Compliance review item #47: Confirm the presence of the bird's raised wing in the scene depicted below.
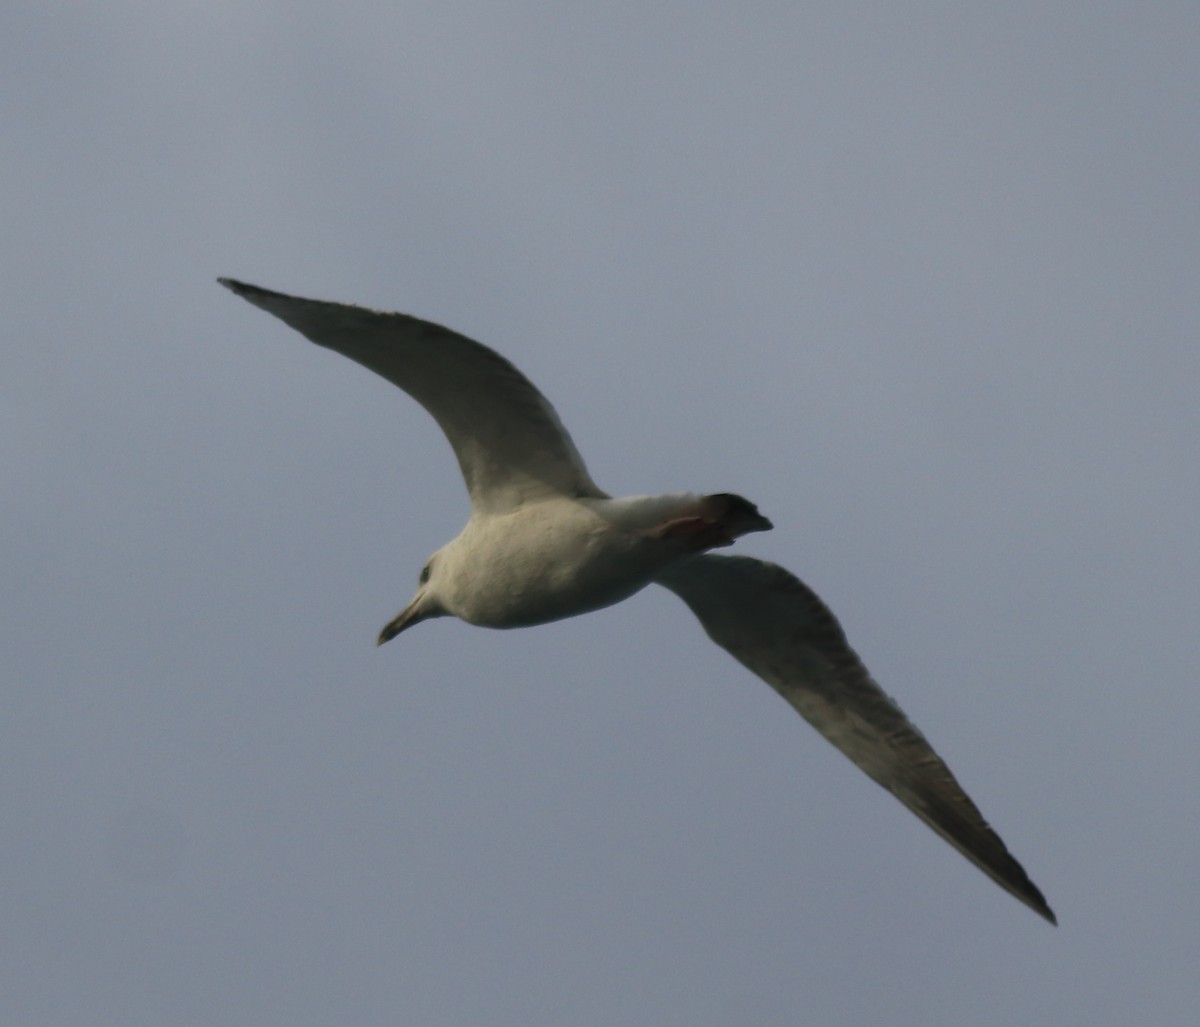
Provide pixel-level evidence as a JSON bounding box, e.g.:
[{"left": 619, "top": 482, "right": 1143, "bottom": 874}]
[
  {"left": 219, "top": 279, "right": 605, "bottom": 513},
  {"left": 657, "top": 553, "right": 1055, "bottom": 924}
]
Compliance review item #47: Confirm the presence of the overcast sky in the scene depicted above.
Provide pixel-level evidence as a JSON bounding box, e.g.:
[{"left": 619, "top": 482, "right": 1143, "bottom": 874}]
[{"left": 4, "top": 2, "right": 1198, "bottom": 1024}]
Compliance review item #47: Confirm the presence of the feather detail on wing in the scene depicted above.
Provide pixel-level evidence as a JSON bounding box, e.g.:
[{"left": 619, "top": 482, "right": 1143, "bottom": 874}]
[
  {"left": 219, "top": 279, "right": 605, "bottom": 512},
  {"left": 658, "top": 553, "right": 1055, "bottom": 924}
]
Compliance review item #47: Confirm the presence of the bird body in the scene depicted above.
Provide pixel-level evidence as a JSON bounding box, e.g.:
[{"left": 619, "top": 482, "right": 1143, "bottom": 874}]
[
  {"left": 407, "top": 492, "right": 770, "bottom": 632},
  {"left": 220, "top": 277, "right": 1056, "bottom": 925}
]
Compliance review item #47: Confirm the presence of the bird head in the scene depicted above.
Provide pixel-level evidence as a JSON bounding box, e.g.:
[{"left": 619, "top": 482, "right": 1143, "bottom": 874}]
[{"left": 376, "top": 552, "right": 448, "bottom": 645}]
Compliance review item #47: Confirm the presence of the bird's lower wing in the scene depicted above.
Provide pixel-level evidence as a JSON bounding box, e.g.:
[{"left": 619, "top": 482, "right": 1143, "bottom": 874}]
[
  {"left": 656, "top": 553, "right": 1055, "bottom": 924},
  {"left": 219, "top": 279, "right": 605, "bottom": 512}
]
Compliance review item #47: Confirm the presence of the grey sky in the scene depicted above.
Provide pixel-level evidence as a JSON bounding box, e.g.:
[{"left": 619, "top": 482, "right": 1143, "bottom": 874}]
[{"left": 4, "top": 2, "right": 1198, "bottom": 1024}]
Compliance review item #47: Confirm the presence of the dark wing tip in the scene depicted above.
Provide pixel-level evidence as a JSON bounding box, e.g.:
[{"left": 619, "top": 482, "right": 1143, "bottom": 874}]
[
  {"left": 999, "top": 863, "right": 1055, "bottom": 925},
  {"left": 218, "top": 277, "right": 272, "bottom": 298},
  {"left": 1025, "top": 885, "right": 1057, "bottom": 926}
]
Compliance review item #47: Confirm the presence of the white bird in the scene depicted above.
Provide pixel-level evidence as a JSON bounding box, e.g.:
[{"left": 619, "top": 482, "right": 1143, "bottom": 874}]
[{"left": 219, "top": 278, "right": 1056, "bottom": 925}]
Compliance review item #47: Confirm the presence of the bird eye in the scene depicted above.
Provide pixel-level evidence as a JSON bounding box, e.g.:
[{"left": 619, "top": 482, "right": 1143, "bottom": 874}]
[{"left": 419, "top": 563, "right": 432, "bottom": 585}]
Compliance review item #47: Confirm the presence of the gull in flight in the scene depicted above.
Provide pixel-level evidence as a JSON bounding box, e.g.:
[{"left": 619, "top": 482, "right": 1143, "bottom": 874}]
[{"left": 219, "top": 278, "right": 1056, "bottom": 924}]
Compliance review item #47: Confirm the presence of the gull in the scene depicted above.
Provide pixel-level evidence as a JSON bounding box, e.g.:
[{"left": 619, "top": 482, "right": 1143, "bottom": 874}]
[{"left": 219, "top": 278, "right": 1056, "bottom": 925}]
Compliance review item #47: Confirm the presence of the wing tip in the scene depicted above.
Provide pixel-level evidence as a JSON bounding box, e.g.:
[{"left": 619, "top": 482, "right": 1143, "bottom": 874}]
[
  {"left": 217, "top": 276, "right": 269, "bottom": 299},
  {"left": 1022, "top": 886, "right": 1057, "bottom": 926},
  {"left": 985, "top": 850, "right": 1056, "bottom": 925}
]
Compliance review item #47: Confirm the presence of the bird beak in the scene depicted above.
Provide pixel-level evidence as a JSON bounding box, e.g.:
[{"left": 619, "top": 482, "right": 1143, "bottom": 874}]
[{"left": 377, "top": 596, "right": 427, "bottom": 646}]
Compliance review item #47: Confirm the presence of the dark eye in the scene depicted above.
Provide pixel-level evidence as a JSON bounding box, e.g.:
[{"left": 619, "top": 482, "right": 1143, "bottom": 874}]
[{"left": 419, "top": 563, "right": 432, "bottom": 585}]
